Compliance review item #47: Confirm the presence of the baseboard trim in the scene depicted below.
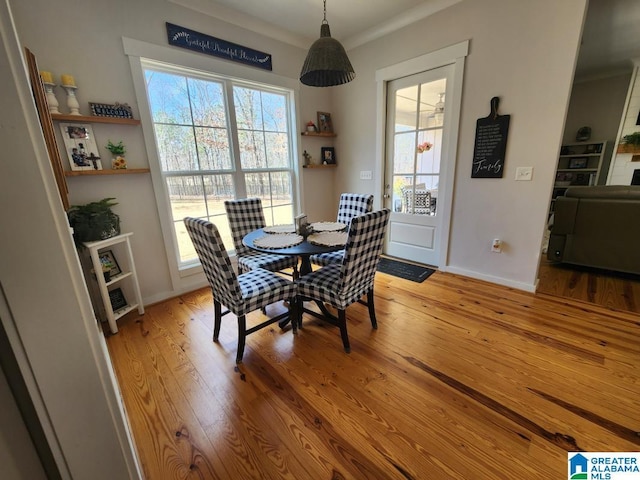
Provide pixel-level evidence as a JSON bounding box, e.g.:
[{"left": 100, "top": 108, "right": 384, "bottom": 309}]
[{"left": 440, "top": 266, "right": 537, "bottom": 293}]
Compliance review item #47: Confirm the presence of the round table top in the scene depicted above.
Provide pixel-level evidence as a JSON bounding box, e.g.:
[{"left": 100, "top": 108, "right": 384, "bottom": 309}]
[{"left": 243, "top": 228, "right": 344, "bottom": 256}]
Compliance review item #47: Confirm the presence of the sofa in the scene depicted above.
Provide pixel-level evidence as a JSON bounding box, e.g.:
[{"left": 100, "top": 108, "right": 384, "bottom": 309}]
[{"left": 547, "top": 185, "right": 640, "bottom": 275}]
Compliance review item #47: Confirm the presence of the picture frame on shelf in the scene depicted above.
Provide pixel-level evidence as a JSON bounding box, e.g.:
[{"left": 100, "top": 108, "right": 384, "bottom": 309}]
[
  {"left": 108, "top": 287, "right": 128, "bottom": 311},
  {"left": 59, "top": 123, "right": 102, "bottom": 171},
  {"left": 585, "top": 144, "right": 597, "bottom": 154},
  {"left": 99, "top": 250, "right": 121, "bottom": 278},
  {"left": 568, "top": 157, "right": 588, "bottom": 169},
  {"left": 321, "top": 147, "right": 336, "bottom": 165},
  {"left": 317, "top": 111, "right": 333, "bottom": 133}
]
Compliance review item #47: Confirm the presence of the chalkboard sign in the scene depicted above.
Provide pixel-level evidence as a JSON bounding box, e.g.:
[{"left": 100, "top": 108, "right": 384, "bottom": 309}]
[{"left": 471, "top": 97, "right": 510, "bottom": 178}]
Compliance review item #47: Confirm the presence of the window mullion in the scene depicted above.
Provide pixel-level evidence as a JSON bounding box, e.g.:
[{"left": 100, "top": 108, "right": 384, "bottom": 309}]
[{"left": 225, "top": 82, "right": 246, "bottom": 198}]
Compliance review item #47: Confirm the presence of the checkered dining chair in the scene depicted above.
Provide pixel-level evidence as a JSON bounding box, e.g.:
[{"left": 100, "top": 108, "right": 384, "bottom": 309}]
[
  {"left": 296, "top": 209, "right": 390, "bottom": 353},
  {"left": 184, "top": 217, "right": 297, "bottom": 364},
  {"left": 224, "top": 198, "right": 299, "bottom": 278},
  {"left": 310, "top": 193, "right": 374, "bottom": 267}
]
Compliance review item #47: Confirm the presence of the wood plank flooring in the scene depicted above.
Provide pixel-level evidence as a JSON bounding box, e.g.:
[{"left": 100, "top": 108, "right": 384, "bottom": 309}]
[
  {"left": 537, "top": 258, "right": 640, "bottom": 314},
  {"left": 106, "top": 269, "right": 640, "bottom": 479}
]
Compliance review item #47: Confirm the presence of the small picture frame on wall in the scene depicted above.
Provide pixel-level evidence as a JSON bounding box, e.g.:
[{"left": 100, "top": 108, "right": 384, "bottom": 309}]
[
  {"left": 59, "top": 123, "right": 102, "bottom": 171},
  {"left": 321, "top": 147, "right": 336, "bottom": 165},
  {"left": 317, "top": 111, "right": 333, "bottom": 133},
  {"left": 568, "top": 157, "right": 588, "bottom": 169}
]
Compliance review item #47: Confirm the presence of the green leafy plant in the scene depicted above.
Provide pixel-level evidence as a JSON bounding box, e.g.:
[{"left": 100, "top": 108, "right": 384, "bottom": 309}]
[
  {"left": 105, "top": 140, "right": 126, "bottom": 155},
  {"left": 67, "top": 198, "right": 120, "bottom": 247},
  {"left": 622, "top": 132, "right": 640, "bottom": 146}
]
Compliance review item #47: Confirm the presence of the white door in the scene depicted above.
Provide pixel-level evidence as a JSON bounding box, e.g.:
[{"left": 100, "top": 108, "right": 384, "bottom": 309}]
[{"left": 383, "top": 65, "right": 453, "bottom": 267}]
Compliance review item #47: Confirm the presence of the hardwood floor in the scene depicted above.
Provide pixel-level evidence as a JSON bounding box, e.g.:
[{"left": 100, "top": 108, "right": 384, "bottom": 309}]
[
  {"left": 537, "top": 258, "right": 640, "bottom": 314},
  {"left": 106, "top": 270, "right": 639, "bottom": 479}
]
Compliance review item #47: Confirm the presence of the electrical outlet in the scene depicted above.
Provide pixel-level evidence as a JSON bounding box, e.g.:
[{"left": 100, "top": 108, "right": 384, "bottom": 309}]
[
  {"left": 491, "top": 238, "right": 502, "bottom": 253},
  {"left": 360, "top": 170, "right": 372, "bottom": 180}
]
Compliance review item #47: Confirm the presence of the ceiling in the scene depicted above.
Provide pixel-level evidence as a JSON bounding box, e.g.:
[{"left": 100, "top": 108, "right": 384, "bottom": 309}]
[{"left": 172, "top": 0, "right": 640, "bottom": 79}]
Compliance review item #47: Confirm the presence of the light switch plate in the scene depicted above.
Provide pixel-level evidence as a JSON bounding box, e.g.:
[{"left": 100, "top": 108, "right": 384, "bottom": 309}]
[
  {"left": 360, "top": 170, "right": 372, "bottom": 180},
  {"left": 515, "top": 167, "right": 533, "bottom": 181}
]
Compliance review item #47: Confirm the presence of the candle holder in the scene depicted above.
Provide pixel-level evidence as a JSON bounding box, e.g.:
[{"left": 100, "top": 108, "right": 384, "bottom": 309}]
[
  {"left": 62, "top": 84, "right": 81, "bottom": 115},
  {"left": 43, "top": 82, "right": 60, "bottom": 114}
]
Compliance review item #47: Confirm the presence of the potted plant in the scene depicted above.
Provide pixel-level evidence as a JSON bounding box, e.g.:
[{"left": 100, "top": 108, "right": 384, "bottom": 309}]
[
  {"left": 305, "top": 121, "right": 317, "bottom": 133},
  {"left": 622, "top": 132, "right": 640, "bottom": 146},
  {"left": 67, "top": 198, "right": 121, "bottom": 247},
  {"left": 106, "top": 140, "right": 127, "bottom": 169}
]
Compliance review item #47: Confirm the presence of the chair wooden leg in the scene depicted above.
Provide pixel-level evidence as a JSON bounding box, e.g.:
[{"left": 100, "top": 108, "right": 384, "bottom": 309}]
[
  {"left": 367, "top": 289, "right": 378, "bottom": 329},
  {"left": 290, "top": 297, "right": 298, "bottom": 334},
  {"left": 213, "top": 300, "right": 222, "bottom": 341},
  {"left": 236, "top": 315, "right": 247, "bottom": 364},
  {"left": 338, "top": 309, "right": 350, "bottom": 353}
]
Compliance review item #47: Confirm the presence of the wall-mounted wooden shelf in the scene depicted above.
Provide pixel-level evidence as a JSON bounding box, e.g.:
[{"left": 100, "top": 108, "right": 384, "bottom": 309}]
[
  {"left": 52, "top": 113, "right": 140, "bottom": 125},
  {"left": 301, "top": 131, "right": 336, "bottom": 137},
  {"left": 302, "top": 164, "right": 337, "bottom": 169},
  {"left": 65, "top": 168, "right": 150, "bottom": 177},
  {"left": 617, "top": 144, "right": 640, "bottom": 154}
]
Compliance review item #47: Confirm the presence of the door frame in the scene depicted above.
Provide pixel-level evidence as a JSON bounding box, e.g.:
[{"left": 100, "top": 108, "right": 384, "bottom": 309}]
[{"left": 374, "top": 40, "right": 469, "bottom": 269}]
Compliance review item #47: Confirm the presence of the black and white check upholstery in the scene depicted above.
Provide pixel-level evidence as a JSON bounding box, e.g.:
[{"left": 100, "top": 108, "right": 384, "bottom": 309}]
[
  {"left": 296, "top": 209, "right": 390, "bottom": 353},
  {"left": 184, "top": 217, "right": 297, "bottom": 364},
  {"left": 225, "top": 198, "right": 299, "bottom": 277},
  {"left": 402, "top": 187, "right": 431, "bottom": 215},
  {"left": 310, "top": 193, "right": 374, "bottom": 267}
]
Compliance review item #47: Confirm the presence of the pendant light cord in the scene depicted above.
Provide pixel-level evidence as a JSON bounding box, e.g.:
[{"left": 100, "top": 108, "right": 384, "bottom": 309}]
[{"left": 322, "top": 0, "right": 328, "bottom": 25}]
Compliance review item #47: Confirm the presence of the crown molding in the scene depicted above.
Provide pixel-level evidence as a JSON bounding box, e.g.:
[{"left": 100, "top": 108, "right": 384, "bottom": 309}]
[
  {"left": 343, "top": 0, "right": 462, "bottom": 50},
  {"left": 168, "top": 0, "right": 314, "bottom": 47}
]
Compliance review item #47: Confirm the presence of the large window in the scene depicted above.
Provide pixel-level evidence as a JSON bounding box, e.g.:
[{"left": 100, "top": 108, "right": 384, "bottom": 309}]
[{"left": 143, "top": 63, "right": 296, "bottom": 268}]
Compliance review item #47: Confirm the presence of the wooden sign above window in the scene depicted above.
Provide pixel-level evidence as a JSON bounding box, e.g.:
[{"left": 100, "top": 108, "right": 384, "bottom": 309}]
[{"left": 166, "top": 23, "right": 272, "bottom": 71}]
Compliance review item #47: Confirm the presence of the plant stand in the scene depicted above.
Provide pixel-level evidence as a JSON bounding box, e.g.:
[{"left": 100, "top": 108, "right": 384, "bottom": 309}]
[{"left": 83, "top": 232, "right": 144, "bottom": 334}]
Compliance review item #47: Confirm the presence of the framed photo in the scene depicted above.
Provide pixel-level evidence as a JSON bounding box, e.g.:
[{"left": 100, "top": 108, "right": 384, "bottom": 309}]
[
  {"left": 99, "top": 250, "right": 121, "bottom": 277},
  {"left": 568, "top": 157, "right": 588, "bottom": 169},
  {"left": 317, "top": 111, "right": 333, "bottom": 133},
  {"left": 321, "top": 147, "right": 336, "bottom": 165},
  {"left": 108, "top": 288, "right": 128, "bottom": 311},
  {"left": 59, "top": 123, "right": 102, "bottom": 171}
]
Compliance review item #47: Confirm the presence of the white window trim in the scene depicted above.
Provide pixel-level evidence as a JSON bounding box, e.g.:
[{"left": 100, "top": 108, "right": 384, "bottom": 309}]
[
  {"left": 123, "top": 37, "right": 302, "bottom": 291},
  {"left": 375, "top": 40, "right": 469, "bottom": 270}
]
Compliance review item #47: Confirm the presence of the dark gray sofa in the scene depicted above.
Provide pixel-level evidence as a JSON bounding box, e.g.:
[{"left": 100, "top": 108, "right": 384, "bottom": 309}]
[{"left": 547, "top": 185, "right": 640, "bottom": 275}]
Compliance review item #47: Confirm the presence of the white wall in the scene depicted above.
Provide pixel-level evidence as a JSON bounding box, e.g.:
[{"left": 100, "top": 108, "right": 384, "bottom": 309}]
[
  {"left": 563, "top": 73, "right": 632, "bottom": 146},
  {"left": 609, "top": 64, "right": 640, "bottom": 184},
  {"left": 0, "top": 366, "right": 46, "bottom": 480},
  {"left": 10, "top": 0, "right": 336, "bottom": 305},
  {"left": 11, "top": 0, "right": 592, "bottom": 294},
  {"left": 0, "top": 1, "right": 140, "bottom": 476},
  {"left": 334, "top": 0, "right": 588, "bottom": 290}
]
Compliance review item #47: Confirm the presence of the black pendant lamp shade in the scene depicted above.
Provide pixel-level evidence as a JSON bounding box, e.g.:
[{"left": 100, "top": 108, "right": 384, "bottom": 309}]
[{"left": 300, "top": 2, "right": 355, "bottom": 87}]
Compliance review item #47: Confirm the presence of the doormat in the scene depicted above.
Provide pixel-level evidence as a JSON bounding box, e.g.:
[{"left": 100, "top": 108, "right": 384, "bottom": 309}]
[{"left": 377, "top": 257, "right": 436, "bottom": 283}]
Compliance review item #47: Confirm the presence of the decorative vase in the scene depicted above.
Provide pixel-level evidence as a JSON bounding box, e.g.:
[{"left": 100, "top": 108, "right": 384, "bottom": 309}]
[
  {"left": 62, "top": 85, "right": 81, "bottom": 115},
  {"left": 112, "top": 155, "right": 127, "bottom": 169},
  {"left": 43, "top": 82, "right": 60, "bottom": 114}
]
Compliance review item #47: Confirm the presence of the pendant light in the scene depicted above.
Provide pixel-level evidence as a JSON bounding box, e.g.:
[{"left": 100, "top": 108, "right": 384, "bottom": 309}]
[{"left": 299, "top": 0, "right": 355, "bottom": 87}]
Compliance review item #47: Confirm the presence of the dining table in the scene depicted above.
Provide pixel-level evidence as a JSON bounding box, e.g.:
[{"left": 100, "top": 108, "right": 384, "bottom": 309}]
[
  {"left": 242, "top": 225, "right": 346, "bottom": 276},
  {"left": 242, "top": 222, "right": 348, "bottom": 327}
]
